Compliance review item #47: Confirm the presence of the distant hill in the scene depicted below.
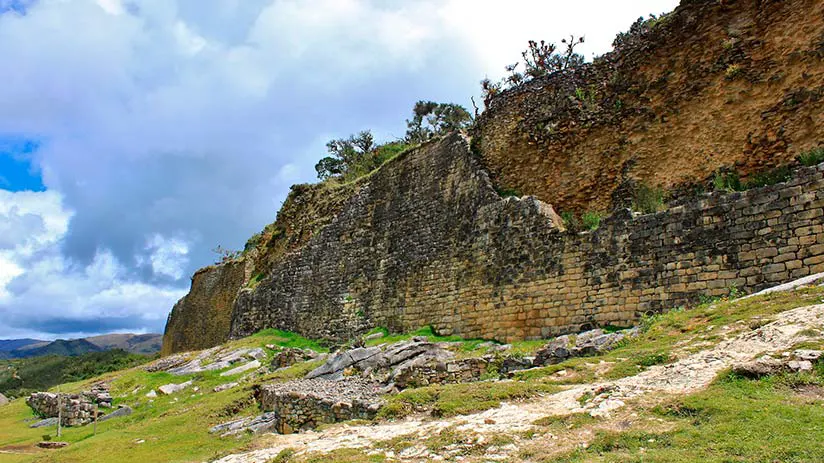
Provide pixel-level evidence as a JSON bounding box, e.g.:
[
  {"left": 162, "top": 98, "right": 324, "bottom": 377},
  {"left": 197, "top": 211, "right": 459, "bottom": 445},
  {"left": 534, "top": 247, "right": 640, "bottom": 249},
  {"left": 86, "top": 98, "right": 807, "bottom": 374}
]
[
  {"left": 0, "top": 333, "right": 162, "bottom": 359},
  {"left": 0, "top": 338, "right": 44, "bottom": 353},
  {"left": 85, "top": 333, "right": 163, "bottom": 355}
]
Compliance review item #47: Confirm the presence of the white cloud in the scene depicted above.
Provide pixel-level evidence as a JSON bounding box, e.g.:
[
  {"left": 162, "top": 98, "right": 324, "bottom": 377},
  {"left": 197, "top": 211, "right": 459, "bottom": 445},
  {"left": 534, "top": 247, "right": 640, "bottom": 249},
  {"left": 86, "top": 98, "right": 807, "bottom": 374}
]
[{"left": 0, "top": 0, "right": 679, "bottom": 338}]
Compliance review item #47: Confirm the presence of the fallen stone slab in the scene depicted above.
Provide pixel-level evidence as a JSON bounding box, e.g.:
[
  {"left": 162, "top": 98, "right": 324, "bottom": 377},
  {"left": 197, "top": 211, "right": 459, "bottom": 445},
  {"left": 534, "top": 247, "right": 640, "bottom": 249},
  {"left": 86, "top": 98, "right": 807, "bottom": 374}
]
[
  {"left": 37, "top": 441, "right": 68, "bottom": 449},
  {"left": 210, "top": 412, "right": 278, "bottom": 437},
  {"left": 157, "top": 380, "right": 193, "bottom": 395},
  {"left": 99, "top": 405, "right": 133, "bottom": 422},
  {"left": 270, "top": 348, "right": 318, "bottom": 370},
  {"left": 30, "top": 417, "right": 58, "bottom": 428},
  {"left": 220, "top": 360, "right": 261, "bottom": 377},
  {"left": 732, "top": 357, "right": 788, "bottom": 377},
  {"left": 214, "top": 382, "right": 239, "bottom": 393},
  {"left": 0, "top": 392, "right": 8, "bottom": 406}
]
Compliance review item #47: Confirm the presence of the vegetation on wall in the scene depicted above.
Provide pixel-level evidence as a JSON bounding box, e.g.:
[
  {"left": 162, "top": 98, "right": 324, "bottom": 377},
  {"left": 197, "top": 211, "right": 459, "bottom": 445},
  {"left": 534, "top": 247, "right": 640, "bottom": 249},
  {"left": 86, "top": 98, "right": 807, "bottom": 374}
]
[
  {"left": 481, "top": 36, "right": 586, "bottom": 107},
  {"left": 315, "top": 101, "right": 472, "bottom": 183}
]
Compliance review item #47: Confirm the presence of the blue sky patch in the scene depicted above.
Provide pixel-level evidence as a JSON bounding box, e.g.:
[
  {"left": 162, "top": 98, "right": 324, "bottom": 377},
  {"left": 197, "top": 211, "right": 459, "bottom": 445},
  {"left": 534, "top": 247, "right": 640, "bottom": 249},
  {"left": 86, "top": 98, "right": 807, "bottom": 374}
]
[{"left": 0, "top": 136, "right": 45, "bottom": 192}]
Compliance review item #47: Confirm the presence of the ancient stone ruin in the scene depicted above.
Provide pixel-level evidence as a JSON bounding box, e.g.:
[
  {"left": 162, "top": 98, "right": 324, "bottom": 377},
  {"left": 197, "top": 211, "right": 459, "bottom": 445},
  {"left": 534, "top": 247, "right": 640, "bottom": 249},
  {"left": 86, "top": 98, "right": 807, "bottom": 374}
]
[{"left": 26, "top": 383, "right": 112, "bottom": 427}]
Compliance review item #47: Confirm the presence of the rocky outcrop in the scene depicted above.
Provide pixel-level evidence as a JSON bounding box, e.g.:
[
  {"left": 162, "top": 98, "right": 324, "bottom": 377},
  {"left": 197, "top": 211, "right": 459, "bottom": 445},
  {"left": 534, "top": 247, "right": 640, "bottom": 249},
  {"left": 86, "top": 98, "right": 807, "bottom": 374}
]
[
  {"left": 732, "top": 349, "right": 822, "bottom": 377},
  {"left": 473, "top": 0, "right": 824, "bottom": 213},
  {"left": 306, "top": 338, "right": 489, "bottom": 390},
  {"left": 0, "top": 392, "right": 8, "bottom": 406}
]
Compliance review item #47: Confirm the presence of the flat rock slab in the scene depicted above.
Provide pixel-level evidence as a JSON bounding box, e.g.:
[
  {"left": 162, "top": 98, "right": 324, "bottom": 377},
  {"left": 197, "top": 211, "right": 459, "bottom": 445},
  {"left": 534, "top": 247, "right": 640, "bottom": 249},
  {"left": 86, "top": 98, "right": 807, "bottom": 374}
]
[
  {"left": 99, "top": 406, "right": 133, "bottom": 422},
  {"left": 29, "top": 418, "right": 58, "bottom": 428},
  {"left": 158, "top": 380, "right": 193, "bottom": 395},
  {"left": 0, "top": 392, "right": 8, "bottom": 406},
  {"left": 220, "top": 360, "right": 261, "bottom": 377},
  {"left": 37, "top": 441, "right": 68, "bottom": 449}
]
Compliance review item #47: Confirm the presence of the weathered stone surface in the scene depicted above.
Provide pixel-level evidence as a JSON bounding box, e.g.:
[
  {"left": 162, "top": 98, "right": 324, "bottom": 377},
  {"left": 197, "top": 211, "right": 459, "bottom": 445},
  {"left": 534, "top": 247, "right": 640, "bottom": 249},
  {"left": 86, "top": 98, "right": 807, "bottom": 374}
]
[
  {"left": 209, "top": 412, "right": 278, "bottom": 437},
  {"left": 0, "top": 392, "right": 8, "bottom": 406},
  {"left": 794, "top": 350, "right": 823, "bottom": 363},
  {"left": 99, "top": 405, "right": 133, "bottom": 422},
  {"left": 213, "top": 382, "right": 239, "bottom": 393},
  {"left": 733, "top": 357, "right": 788, "bottom": 377},
  {"left": 162, "top": 258, "right": 250, "bottom": 355},
  {"left": 166, "top": 130, "right": 824, "bottom": 354},
  {"left": 472, "top": 0, "right": 824, "bottom": 214},
  {"left": 157, "top": 380, "right": 193, "bottom": 395},
  {"left": 26, "top": 384, "right": 112, "bottom": 427},
  {"left": 306, "top": 339, "right": 492, "bottom": 390}
]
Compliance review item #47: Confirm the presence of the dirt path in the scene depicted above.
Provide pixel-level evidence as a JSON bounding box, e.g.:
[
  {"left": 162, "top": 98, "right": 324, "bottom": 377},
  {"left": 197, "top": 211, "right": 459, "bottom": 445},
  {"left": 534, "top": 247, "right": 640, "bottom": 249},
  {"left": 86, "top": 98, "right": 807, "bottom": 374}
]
[{"left": 212, "top": 303, "right": 824, "bottom": 463}]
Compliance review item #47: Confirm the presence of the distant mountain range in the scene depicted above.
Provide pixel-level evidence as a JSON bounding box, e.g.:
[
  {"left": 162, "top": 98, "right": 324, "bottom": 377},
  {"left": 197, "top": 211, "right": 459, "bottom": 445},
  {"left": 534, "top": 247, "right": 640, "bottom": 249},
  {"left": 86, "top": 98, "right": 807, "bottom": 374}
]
[{"left": 0, "top": 333, "right": 162, "bottom": 359}]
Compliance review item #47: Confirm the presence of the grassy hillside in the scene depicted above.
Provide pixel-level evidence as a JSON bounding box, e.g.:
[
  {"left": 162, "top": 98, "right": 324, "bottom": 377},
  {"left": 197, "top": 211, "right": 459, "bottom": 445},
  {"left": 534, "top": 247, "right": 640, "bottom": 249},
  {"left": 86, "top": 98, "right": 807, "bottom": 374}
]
[
  {"left": 0, "top": 288, "right": 821, "bottom": 462},
  {"left": 0, "top": 350, "right": 154, "bottom": 399}
]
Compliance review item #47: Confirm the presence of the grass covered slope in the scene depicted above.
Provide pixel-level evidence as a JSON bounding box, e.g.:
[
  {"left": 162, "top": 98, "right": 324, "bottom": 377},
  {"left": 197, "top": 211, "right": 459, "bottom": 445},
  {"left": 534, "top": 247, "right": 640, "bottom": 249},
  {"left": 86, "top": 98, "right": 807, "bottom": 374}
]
[
  {"left": 0, "top": 330, "right": 326, "bottom": 463},
  {"left": 1, "top": 286, "right": 823, "bottom": 463}
]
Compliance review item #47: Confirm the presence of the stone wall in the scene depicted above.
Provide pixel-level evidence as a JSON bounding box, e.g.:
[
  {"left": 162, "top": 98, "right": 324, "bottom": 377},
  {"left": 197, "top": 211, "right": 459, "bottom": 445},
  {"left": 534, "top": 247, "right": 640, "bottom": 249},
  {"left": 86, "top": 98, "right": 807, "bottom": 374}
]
[
  {"left": 162, "top": 259, "right": 249, "bottom": 355},
  {"left": 472, "top": 0, "right": 824, "bottom": 213},
  {"left": 226, "top": 134, "right": 824, "bottom": 344},
  {"left": 255, "top": 378, "right": 382, "bottom": 434},
  {"left": 26, "top": 386, "right": 111, "bottom": 427}
]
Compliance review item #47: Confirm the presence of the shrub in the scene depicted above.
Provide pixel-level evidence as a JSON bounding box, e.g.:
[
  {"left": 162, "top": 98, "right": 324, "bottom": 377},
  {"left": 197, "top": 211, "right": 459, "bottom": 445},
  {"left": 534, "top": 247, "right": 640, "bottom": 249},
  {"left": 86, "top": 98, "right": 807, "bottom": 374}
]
[
  {"left": 713, "top": 170, "right": 742, "bottom": 192},
  {"left": 632, "top": 183, "right": 666, "bottom": 214},
  {"left": 581, "top": 211, "right": 602, "bottom": 230},
  {"left": 797, "top": 147, "right": 824, "bottom": 167},
  {"left": 745, "top": 165, "right": 790, "bottom": 189}
]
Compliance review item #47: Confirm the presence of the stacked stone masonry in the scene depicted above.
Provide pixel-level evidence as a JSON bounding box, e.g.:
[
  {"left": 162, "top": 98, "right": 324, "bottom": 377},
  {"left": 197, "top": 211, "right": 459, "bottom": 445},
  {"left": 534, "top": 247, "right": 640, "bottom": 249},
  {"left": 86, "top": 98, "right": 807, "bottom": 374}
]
[
  {"left": 255, "top": 378, "right": 383, "bottom": 434},
  {"left": 196, "top": 134, "right": 824, "bottom": 346},
  {"left": 26, "top": 385, "right": 111, "bottom": 427}
]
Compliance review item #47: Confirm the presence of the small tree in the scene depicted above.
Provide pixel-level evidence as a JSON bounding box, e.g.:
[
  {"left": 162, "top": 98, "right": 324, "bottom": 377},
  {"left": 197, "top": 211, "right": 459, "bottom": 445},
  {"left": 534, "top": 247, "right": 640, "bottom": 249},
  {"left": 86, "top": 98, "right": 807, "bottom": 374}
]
[
  {"left": 315, "top": 130, "right": 377, "bottom": 180},
  {"left": 482, "top": 36, "right": 586, "bottom": 107},
  {"left": 405, "top": 100, "right": 472, "bottom": 144}
]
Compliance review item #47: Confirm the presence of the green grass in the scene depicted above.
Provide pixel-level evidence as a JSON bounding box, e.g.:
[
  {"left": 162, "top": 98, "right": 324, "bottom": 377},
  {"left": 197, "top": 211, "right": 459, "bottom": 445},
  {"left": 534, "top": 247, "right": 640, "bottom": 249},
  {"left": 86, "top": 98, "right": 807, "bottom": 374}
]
[
  {"left": 632, "top": 183, "right": 666, "bottom": 214},
  {"left": 552, "top": 366, "right": 824, "bottom": 462},
  {"left": 0, "top": 350, "right": 154, "bottom": 399},
  {"left": 797, "top": 147, "right": 824, "bottom": 167},
  {"left": 377, "top": 380, "right": 561, "bottom": 420},
  {"left": 239, "top": 328, "right": 328, "bottom": 353},
  {"left": 582, "top": 211, "right": 603, "bottom": 230}
]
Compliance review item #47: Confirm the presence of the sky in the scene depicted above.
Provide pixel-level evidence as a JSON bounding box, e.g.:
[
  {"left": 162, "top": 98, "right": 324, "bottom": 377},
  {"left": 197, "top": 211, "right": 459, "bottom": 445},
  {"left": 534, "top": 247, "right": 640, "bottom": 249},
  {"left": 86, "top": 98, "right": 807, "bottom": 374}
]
[{"left": 0, "top": 0, "right": 679, "bottom": 341}]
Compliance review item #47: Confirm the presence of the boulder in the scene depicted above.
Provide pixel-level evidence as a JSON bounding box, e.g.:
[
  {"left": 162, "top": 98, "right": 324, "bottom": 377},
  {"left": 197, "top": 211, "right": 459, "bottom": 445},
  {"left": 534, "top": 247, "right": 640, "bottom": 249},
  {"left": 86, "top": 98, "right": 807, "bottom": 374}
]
[
  {"left": 213, "top": 382, "right": 239, "bottom": 393},
  {"left": 533, "top": 328, "right": 638, "bottom": 367},
  {"left": 99, "top": 405, "right": 133, "bottom": 422},
  {"left": 732, "top": 357, "right": 787, "bottom": 377},
  {"left": 30, "top": 417, "right": 59, "bottom": 428},
  {"left": 220, "top": 360, "right": 261, "bottom": 377},
  {"left": 0, "top": 392, "right": 8, "bottom": 406},
  {"left": 157, "top": 380, "right": 193, "bottom": 395},
  {"left": 794, "top": 350, "right": 823, "bottom": 363},
  {"left": 271, "top": 348, "right": 317, "bottom": 370}
]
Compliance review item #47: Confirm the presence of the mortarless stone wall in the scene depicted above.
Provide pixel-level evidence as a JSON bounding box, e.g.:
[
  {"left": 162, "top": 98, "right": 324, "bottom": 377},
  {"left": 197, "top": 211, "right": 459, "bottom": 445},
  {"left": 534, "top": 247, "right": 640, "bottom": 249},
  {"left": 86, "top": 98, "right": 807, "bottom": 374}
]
[{"left": 222, "top": 134, "right": 824, "bottom": 344}]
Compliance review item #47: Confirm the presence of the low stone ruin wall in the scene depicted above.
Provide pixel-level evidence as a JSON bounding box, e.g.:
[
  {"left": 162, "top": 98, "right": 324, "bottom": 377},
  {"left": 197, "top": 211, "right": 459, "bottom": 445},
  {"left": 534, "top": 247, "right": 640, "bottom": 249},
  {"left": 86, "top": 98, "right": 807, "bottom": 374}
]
[
  {"left": 26, "top": 384, "right": 112, "bottom": 427},
  {"left": 393, "top": 357, "right": 490, "bottom": 389},
  {"left": 255, "top": 378, "right": 383, "bottom": 434}
]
